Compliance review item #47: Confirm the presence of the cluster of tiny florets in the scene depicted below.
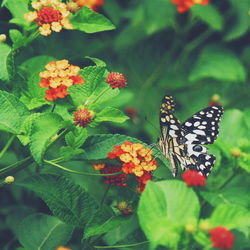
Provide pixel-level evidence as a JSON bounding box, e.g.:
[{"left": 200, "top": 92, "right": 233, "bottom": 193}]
[
  {"left": 172, "top": 0, "right": 210, "bottom": 13},
  {"left": 106, "top": 72, "right": 127, "bottom": 89},
  {"left": 74, "top": 108, "right": 93, "bottom": 127},
  {"left": 182, "top": 170, "right": 206, "bottom": 186},
  {"left": 24, "top": 0, "right": 73, "bottom": 36},
  {"left": 209, "top": 226, "right": 234, "bottom": 249},
  {"left": 39, "top": 59, "right": 84, "bottom": 101},
  {"left": 72, "top": 0, "right": 104, "bottom": 12}
]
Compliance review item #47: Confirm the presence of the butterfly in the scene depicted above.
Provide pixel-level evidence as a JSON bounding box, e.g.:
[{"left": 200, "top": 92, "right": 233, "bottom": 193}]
[{"left": 158, "top": 95, "right": 224, "bottom": 177}]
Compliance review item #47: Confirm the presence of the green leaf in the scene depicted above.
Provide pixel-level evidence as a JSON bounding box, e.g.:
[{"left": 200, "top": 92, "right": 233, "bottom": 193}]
[
  {"left": 59, "top": 146, "right": 84, "bottom": 161},
  {"left": 95, "top": 107, "right": 129, "bottom": 123},
  {"left": 16, "top": 174, "right": 98, "bottom": 227},
  {"left": 65, "top": 127, "right": 88, "bottom": 149},
  {"left": 78, "top": 134, "right": 143, "bottom": 160},
  {"left": 70, "top": 6, "right": 115, "bottom": 33},
  {"left": 138, "top": 180, "right": 200, "bottom": 249},
  {"left": 0, "top": 43, "right": 12, "bottom": 81},
  {"left": 30, "top": 113, "right": 64, "bottom": 164},
  {"left": 189, "top": 46, "right": 246, "bottom": 83},
  {"left": 9, "top": 29, "right": 26, "bottom": 49},
  {"left": 0, "top": 90, "right": 30, "bottom": 134},
  {"left": 17, "top": 113, "right": 41, "bottom": 145},
  {"left": 225, "top": 0, "right": 250, "bottom": 41},
  {"left": 17, "top": 213, "right": 73, "bottom": 250},
  {"left": 85, "top": 56, "right": 106, "bottom": 67},
  {"left": 84, "top": 215, "right": 130, "bottom": 239},
  {"left": 201, "top": 187, "right": 250, "bottom": 208},
  {"left": 191, "top": 4, "right": 223, "bottom": 31},
  {"left": 4, "top": 0, "right": 30, "bottom": 27},
  {"left": 210, "top": 204, "right": 250, "bottom": 230}
]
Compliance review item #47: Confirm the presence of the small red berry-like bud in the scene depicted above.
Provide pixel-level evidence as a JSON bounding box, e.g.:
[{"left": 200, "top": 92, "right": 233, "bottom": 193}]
[
  {"left": 73, "top": 108, "right": 94, "bottom": 127},
  {"left": 182, "top": 170, "right": 206, "bottom": 187},
  {"left": 106, "top": 72, "right": 127, "bottom": 89},
  {"left": 210, "top": 226, "right": 234, "bottom": 249}
]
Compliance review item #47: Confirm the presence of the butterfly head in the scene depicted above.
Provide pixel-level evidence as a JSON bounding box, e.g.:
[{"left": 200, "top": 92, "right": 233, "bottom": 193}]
[{"left": 160, "top": 95, "right": 175, "bottom": 114}]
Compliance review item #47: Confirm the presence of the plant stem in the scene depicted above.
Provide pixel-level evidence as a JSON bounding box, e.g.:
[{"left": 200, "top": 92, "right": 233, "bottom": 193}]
[
  {"left": 44, "top": 160, "right": 122, "bottom": 176},
  {"left": 51, "top": 103, "right": 56, "bottom": 113},
  {"left": 90, "top": 87, "right": 110, "bottom": 105},
  {"left": 93, "top": 240, "right": 149, "bottom": 249},
  {"left": 0, "top": 134, "right": 15, "bottom": 159}
]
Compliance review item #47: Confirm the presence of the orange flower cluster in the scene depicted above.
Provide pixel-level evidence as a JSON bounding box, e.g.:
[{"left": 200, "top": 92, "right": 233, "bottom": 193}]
[
  {"left": 108, "top": 141, "right": 157, "bottom": 177},
  {"left": 39, "top": 59, "right": 85, "bottom": 101},
  {"left": 73, "top": 0, "right": 104, "bottom": 11},
  {"left": 24, "top": 0, "right": 73, "bottom": 36},
  {"left": 172, "top": 0, "right": 209, "bottom": 13}
]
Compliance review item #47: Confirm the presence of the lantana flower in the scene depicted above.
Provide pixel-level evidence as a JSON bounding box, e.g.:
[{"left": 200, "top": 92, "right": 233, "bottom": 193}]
[
  {"left": 39, "top": 59, "right": 85, "bottom": 101},
  {"left": 209, "top": 226, "right": 234, "bottom": 249},
  {"left": 24, "top": 0, "right": 73, "bottom": 36},
  {"left": 106, "top": 72, "right": 127, "bottom": 89},
  {"left": 72, "top": 0, "right": 104, "bottom": 12},
  {"left": 107, "top": 141, "right": 157, "bottom": 191},
  {"left": 182, "top": 170, "right": 206, "bottom": 186},
  {"left": 172, "top": 0, "right": 210, "bottom": 13},
  {"left": 74, "top": 108, "right": 94, "bottom": 127}
]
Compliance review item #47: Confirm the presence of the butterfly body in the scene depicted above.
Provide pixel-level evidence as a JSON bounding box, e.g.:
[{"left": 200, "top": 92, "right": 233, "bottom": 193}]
[{"left": 158, "top": 95, "right": 223, "bottom": 177}]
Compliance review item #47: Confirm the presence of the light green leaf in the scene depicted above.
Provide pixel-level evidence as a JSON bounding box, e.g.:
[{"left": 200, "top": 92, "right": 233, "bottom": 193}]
[
  {"left": 78, "top": 134, "right": 144, "bottom": 160},
  {"left": 16, "top": 174, "right": 98, "bottom": 227},
  {"left": 0, "top": 43, "right": 12, "bottom": 81},
  {"left": 85, "top": 56, "right": 106, "bottom": 67},
  {"left": 95, "top": 107, "right": 129, "bottom": 123},
  {"left": 30, "top": 113, "right": 64, "bottom": 164},
  {"left": 17, "top": 213, "right": 73, "bottom": 250},
  {"left": 9, "top": 29, "right": 26, "bottom": 49},
  {"left": 65, "top": 127, "right": 88, "bottom": 149},
  {"left": 189, "top": 46, "right": 246, "bottom": 83},
  {"left": 0, "top": 90, "right": 30, "bottom": 134},
  {"left": 225, "top": 0, "right": 250, "bottom": 41},
  {"left": 210, "top": 204, "right": 250, "bottom": 230},
  {"left": 191, "top": 4, "right": 223, "bottom": 31},
  {"left": 138, "top": 180, "right": 200, "bottom": 249},
  {"left": 59, "top": 146, "right": 84, "bottom": 161},
  {"left": 70, "top": 6, "right": 115, "bottom": 33}
]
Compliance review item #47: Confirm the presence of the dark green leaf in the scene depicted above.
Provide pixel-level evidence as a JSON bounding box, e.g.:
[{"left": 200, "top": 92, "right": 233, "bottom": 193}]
[
  {"left": 65, "top": 127, "right": 88, "bottom": 149},
  {"left": 16, "top": 174, "right": 98, "bottom": 227},
  {"left": 0, "top": 43, "right": 12, "bottom": 81},
  {"left": 17, "top": 213, "right": 74, "bottom": 250}
]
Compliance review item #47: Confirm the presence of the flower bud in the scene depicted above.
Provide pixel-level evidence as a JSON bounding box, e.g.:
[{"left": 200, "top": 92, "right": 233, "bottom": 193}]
[
  {"left": 231, "top": 148, "right": 242, "bottom": 158},
  {"left": 199, "top": 220, "right": 211, "bottom": 231},
  {"left": 5, "top": 176, "right": 15, "bottom": 184},
  {"left": 0, "top": 34, "right": 7, "bottom": 42},
  {"left": 106, "top": 72, "right": 127, "bottom": 89},
  {"left": 73, "top": 108, "right": 94, "bottom": 127}
]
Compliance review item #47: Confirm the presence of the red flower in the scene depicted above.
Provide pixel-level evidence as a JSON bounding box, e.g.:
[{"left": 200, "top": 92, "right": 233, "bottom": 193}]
[
  {"left": 182, "top": 170, "right": 206, "bottom": 186},
  {"left": 210, "top": 227, "right": 234, "bottom": 249},
  {"left": 45, "top": 85, "right": 68, "bottom": 101},
  {"left": 101, "top": 165, "right": 128, "bottom": 187},
  {"left": 35, "top": 6, "right": 62, "bottom": 26},
  {"left": 106, "top": 72, "right": 127, "bottom": 89},
  {"left": 172, "top": 0, "right": 210, "bottom": 13},
  {"left": 73, "top": 108, "right": 93, "bottom": 127},
  {"left": 137, "top": 172, "right": 153, "bottom": 192},
  {"left": 73, "top": 0, "right": 104, "bottom": 11}
]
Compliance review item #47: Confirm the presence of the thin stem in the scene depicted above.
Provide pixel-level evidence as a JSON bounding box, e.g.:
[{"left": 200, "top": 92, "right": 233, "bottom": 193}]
[
  {"left": 90, "top": 87, "right": 110, "bottom": 105},
  {"left": 93, "top": 241, "right": 149, "bottom": 249},
  {"left": 0, "top": 134, "right": 15, "bottom": 159},
  {"left": 100, "top": 184, "right": 111, "bottom": 206},
  {"left": 51, "top": 103, "right": 56, "bottom": 113},
  {"left": 47, "top": 128, "right": 68, "bottom": 148},
  {"left": 44, "top": 160, "right": 122, "bottom": 176}
]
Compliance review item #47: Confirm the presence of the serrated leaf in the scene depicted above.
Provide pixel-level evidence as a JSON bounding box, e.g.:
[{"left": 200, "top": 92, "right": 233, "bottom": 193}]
[
  {"left": 70, "top": 6, "right": 115, "bottom": 33},
  {"left": 65, "top": 127, "right": 88, "bottom": 149},
  {"left": 191, "top": 4, "right": 223, "bottom": 31},
  {"left": 189, "top": 46, "right": 246, "bottom": 83},
  {"left": 210, "top": 204, "right": 250, "bottom": 230},
  {"left": 17, "top": 213, "right": 74, "bottom": 250},
  {"left": 17, "top": 113, "right": 41, "bottom": 145},
  {"left": 138, "top": 180, "right": 200, "bottom": 249},
  {"left": 0, "top": 90, "right": 30, "bottom": 134},
  {"left": 95, "top": 107, "right": 129, "bottom": 123},
  {"left": 16, "top": 174, "right": 98, "bottom": 227},
  {"left": 60, "top": 146, "right": 84, "bottom": 161},
  {"left": 0, "top": 43, "right": 12, "bottom": 81},
  {"left": 30, "top": 113, "right": 64, "bottom": 164},
  {"left": 78, "top": 134, "right": 143, "bottom": 160}
]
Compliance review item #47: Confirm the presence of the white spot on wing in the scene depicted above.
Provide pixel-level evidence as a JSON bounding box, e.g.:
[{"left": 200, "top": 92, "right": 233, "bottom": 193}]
[
  {"left": 193, "top": 129, "right": 206, "bottom": 136},
  {"left": 161, "top": 117, "right": 166, "bottom": 122},
  {"left": 170, "top": 124, "right": 179, "bottom": 130},
  {"left": 185, "top": 122, "right": 192, "bottom": 127},
  {"left": 194, "top": 121, "right": 200, "bottom": 127}
]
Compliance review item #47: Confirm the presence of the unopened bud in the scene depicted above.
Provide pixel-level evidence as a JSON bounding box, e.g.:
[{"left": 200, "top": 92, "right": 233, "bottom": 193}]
[
  {"left": 199, "top": 220, "right": 211, "bottom": 231},
  {"left": 231, "top": 148, "right": 242, "bottom": 158},
  {"left": 0, "top": 34, "right": 7, "bottom": 42},
  {"left": 5, "top": 176, "right": 14, "bottom": 184}
]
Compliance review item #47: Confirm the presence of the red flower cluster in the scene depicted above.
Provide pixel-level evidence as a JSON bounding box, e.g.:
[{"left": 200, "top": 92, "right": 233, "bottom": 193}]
[
  {"left": 24, "top": 0, "right": 73, "bottom": 36},
  {"left": 182, "top": 170, "right": 206, "bottom": 186},
  {"left": 92, "top": 164, "right": 128, "bottom": 187},
  {"left": 73, "top": 0, "right": 104, "bottom": 11},
  {"left": 172, "top": 0, "right": 210, "bottom": 13},
  {"left": 74, "top": 108, "right": 93, "bottom": 127},
  {"left": 39, "top": 59, "right": 85, "bottom": 101},
  {"left": 106, "top": 72, "right": 127, "bottom": 89},
  {"left": 210, "top": 227, "right": 234, "bottom": 249},
  {"left": 107, "top": 141, "right": 157, "bottom": 192}
]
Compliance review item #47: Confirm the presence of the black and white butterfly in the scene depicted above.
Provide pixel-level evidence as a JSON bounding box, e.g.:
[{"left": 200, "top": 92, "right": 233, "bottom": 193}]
[{"left": 158, "top": 95, "right": 224, "bottom": 177}]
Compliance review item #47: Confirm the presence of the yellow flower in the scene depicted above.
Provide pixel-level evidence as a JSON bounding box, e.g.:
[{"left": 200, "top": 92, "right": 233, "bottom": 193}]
[
  {"left": 24, "top": 11, "right": 38, "bottom": 22},
  {"left": 119, "top": 153, "right": 132, "bottom": 163},
  {"left": 68, "top": 65, "right": 81, "bottom": 76},
  {"left": 31, "top": 1, "right": 42, "bottom": 9},
  {"left": 63, "top": 78, "right": 74, "bottom": 87},
  {"left": 92, "top": 163, "right": 105, "bottom": 171},
  {"left": 39, "top": 24, "right": 52, "bottom": 36},
  {"left": 51, "top": 22, "right": 63, "bottom": 32},
  {"left": 56, "top": 59, "right": 69, "bottom": 69}
]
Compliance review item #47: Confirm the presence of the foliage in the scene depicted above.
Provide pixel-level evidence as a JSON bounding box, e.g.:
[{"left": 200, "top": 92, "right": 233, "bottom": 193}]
[{"left": 0, "top": 0, "right": 249, "bottom": 249}]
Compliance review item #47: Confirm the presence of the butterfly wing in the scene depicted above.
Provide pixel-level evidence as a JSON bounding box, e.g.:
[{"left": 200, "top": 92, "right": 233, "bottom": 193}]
[{"left": 181, "top": 106, "right": 224, "bottom": 176}]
